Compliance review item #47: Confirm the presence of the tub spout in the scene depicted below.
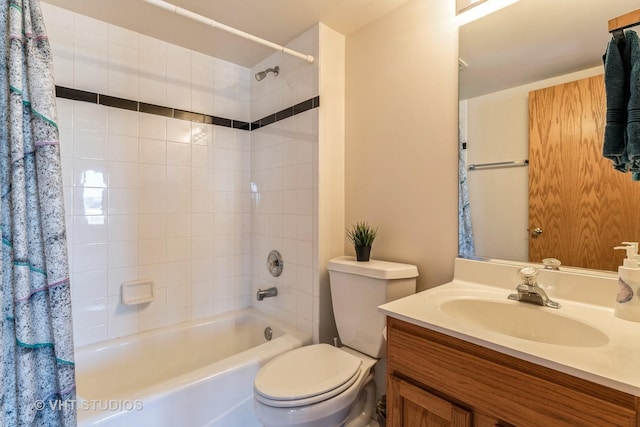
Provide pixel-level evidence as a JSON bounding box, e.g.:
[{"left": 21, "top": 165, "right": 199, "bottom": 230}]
[{"left": 257, "top": 287, "right": 278, "bottom": 301}]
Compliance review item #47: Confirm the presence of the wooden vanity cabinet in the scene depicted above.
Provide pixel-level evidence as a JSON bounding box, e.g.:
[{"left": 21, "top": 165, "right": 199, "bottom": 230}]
[{"left": 386, "top": 317, "right": 640, "bottom": 427}]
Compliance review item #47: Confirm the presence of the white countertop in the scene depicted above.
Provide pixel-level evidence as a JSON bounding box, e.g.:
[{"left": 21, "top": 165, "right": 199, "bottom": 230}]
[{"left": 379, "top": 257, "right": 640, "bottom": 397}]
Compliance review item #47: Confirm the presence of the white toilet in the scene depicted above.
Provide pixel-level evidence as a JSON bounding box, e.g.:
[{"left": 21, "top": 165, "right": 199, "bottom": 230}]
[{"left": 253, "top": 256, "right": 418, "bottom": 427}]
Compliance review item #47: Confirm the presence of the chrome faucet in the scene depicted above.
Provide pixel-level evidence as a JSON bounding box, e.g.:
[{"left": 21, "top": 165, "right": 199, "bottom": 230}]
[
  {"left": 257, "top": 286, "right": 278, "bottom": 301},
  {"left": 508, "top": 267, "right": 561, "bottom": 309}
]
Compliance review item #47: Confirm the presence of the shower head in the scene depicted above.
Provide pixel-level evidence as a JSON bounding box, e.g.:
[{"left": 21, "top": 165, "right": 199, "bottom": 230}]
[{"left": 255, "top": 66, "right": 279, "bottom": 81}]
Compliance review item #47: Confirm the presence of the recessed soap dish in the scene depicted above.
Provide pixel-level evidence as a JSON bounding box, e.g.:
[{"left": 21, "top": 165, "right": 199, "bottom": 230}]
[{"left": 121, "top": 279, "right": 154, "bottom": 305}]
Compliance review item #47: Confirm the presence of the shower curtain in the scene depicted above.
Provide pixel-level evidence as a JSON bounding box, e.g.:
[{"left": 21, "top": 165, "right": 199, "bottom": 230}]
[
  {"left": 458, "top": 141, "right": 475, "bottom": 256},
  {"left": 1, "top": 1, "right": 76, "bottom": 426}
]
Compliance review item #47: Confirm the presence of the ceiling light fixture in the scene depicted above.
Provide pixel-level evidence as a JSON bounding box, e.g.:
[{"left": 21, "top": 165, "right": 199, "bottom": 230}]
[{"left": 455, "top": 0, "right": 520, "bottom": 26}]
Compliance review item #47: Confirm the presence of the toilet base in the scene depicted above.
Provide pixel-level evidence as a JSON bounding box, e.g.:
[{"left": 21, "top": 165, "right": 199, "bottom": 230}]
[
  {"left": 343, "top": 374, "right": 376, "bottom": 427},
  {"left": 254, "top": 400, "right": 351, "bottom": 427},
  {"left": 254, "top": 374, "right": 376, "bottom": 427}
]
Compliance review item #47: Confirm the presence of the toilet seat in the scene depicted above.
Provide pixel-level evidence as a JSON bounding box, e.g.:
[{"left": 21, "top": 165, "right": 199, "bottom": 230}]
[{"left": 254, "top": 344, "right": 362, "bottom": 408}]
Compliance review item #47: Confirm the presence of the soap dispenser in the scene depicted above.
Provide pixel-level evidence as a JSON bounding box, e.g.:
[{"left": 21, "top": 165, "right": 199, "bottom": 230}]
[{"left": 614, "top": 243, "right": 640, "bottom": 322}]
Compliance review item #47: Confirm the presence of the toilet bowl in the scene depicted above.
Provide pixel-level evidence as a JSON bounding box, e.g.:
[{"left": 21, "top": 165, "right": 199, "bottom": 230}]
[
  {"left": 253, "top": 256, "right": 418, "bottom": 427},
  {"left": 253, "top": 345, "right": 377, "bottom": 427}
]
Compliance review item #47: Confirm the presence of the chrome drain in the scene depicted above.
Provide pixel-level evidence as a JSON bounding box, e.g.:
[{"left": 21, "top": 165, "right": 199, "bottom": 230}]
[{"left": 264, "top": 326, "right": 273, "bottom": 341}]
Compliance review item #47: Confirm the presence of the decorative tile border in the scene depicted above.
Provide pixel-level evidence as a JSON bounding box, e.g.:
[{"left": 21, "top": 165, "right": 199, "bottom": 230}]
[
  {"left": 250, "top": 97, "right": 319, "bottom": 130},
  {"left": 55, "top": 86, "right": 319, "bottom": 131}
]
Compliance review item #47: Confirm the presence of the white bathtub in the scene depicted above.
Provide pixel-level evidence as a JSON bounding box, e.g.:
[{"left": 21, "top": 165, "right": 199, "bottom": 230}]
[{"left": 75, "top": 308, "right": 311, "bottom": 426}]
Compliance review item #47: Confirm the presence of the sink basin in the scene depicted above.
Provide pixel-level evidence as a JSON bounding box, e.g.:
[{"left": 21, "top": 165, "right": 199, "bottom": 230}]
[{"left": 440, "top": 299, "right": 609, "bottom": 347}]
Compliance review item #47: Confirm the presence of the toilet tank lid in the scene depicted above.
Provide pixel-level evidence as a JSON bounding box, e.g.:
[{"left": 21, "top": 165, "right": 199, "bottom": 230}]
[{"left": 328, "top": 256, "right": 418, "bottom": 279}]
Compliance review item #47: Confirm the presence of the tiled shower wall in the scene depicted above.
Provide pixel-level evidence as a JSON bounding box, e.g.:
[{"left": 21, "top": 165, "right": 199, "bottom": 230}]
[
  {"left": 249, "top": 110, "right": 318, "bottom": 336},
  {"left": 249, "top": 29, "right": 319, "bottom": 338},
  {"left": 42, "top": 3, "right": 253, "bottom": 347}
]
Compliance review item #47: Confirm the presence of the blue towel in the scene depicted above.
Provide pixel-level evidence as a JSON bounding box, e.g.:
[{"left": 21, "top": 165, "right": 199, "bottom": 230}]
[
  {"left": 603, "top": 32, "right": 631, "bottom": 172},
  {"left": 626, "top": 31, "right": 640, "bottom": 180}
]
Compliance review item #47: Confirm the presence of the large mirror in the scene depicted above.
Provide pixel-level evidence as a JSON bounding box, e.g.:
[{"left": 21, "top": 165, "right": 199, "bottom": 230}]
[{"left": 459, "top": 0, "right": 640, "bottom": 271}]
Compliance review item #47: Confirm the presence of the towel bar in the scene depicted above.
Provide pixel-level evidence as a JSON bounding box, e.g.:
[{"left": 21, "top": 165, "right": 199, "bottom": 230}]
[{"left": 468, "top": 159, "right": 529, "bottom": 170}]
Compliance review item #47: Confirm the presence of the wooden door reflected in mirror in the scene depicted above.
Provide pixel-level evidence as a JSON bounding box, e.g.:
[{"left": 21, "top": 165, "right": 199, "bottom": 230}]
[{"left": 528, "top": 74, "right": 640, "bottom": 271}]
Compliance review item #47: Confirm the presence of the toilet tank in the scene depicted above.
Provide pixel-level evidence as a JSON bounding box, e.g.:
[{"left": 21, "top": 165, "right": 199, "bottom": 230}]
[{"left": 328, "top": 256, "right": 418, "bottom": 358}]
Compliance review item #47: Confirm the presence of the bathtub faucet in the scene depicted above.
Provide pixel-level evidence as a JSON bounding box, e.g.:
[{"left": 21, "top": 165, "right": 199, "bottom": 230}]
[{"left": 257, "top": 287, "right": 278, "bottom": 301}]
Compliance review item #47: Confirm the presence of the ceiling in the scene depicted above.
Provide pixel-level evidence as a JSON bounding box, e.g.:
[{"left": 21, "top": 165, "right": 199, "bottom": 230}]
[
  {"left": 459, "top": 0, "right": 640, "bottom": 99},
  {"left": 41, "top": 0, "right": 640, "bottom": 99},
  {"left": 41, "top": 0, "right": 413, "bottom": 68}
]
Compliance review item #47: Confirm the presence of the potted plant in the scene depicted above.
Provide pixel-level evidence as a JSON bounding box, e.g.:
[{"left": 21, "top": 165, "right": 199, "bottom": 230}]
[{"left": 346, "top": 221, "right": 378, "bottom": 262}]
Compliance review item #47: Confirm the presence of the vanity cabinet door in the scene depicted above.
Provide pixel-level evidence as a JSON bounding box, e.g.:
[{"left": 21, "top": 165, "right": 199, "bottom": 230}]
[{"left": 389, "top": 375, "right": 471, "bottom": 427}]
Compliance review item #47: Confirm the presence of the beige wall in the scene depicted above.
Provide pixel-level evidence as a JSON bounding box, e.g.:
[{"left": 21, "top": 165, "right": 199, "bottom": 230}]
[
  {"left": 318, "top": 24, "right": 345, "bottom": 343},
  {"left": 345, "top": 0, "right": 459, "bottom": 291}
]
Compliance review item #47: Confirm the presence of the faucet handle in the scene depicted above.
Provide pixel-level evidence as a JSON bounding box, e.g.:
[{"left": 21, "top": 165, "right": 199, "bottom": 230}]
[
  {"left": 542, "top": 258, "right": 561, "bottom": 270},
  {"left": 517, "top": 267, "right": 538, "bottom": 286}
]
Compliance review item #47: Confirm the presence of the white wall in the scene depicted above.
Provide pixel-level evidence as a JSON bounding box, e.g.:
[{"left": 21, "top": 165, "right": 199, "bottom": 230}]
[
  {"left": 463, "top": 65, "right": 604, "bottom": 262},
  {"left": 43, "top": 3, "right": 253, "bottom": 347}
]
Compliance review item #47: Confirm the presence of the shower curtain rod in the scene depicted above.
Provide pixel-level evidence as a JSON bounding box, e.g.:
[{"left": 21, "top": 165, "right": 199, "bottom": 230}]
[{"left": 141, "top": 0, "right": 315, "bottom": 63}]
